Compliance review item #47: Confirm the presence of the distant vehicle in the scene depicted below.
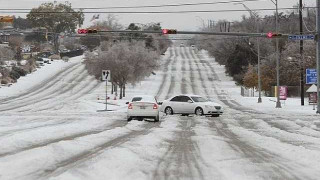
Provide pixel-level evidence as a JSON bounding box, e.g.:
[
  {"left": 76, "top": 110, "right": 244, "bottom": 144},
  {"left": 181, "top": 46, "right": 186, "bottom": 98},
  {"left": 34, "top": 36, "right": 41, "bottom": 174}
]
[
  {"left": 180, "top": 43, "right": 185, "bottom": 47},
  {"left": 126, "top": 95, "right": 160, "bottom": 122},
  {"left": 160, "top": 94, "right": 223, "bottom": 117}
]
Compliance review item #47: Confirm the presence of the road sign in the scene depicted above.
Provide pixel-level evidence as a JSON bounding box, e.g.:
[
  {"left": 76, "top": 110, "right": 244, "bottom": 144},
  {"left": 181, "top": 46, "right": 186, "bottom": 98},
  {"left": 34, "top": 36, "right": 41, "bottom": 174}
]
[
  {"left": 288, "top": 35, "right": 315, "bottom": 40},
  {"left": 102, "top": 70, "right": 111, "bottom": 81},
  {"left": 306, "top": 69, "right": 317, "bottom": 84}
]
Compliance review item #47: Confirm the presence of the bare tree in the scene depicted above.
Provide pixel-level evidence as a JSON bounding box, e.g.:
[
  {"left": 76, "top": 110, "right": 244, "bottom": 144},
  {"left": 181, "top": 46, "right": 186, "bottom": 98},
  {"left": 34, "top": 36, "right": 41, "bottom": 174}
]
[{"left": 85, "top": 41, "right": 160, "bottom": 99}]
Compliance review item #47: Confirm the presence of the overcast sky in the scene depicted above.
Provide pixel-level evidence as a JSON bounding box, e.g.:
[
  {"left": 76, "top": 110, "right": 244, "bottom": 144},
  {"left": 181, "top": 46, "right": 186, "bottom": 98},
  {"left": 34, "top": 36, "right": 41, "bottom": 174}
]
[{"left": 0, "top": 0, "right": 314, "bottom": 30}]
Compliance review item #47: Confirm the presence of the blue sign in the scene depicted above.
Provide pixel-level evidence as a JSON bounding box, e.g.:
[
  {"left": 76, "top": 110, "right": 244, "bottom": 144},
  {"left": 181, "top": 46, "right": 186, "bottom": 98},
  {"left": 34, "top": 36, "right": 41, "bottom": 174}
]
[
  {"left": 288, "top": 35, "right": 315, "bottom": 40},
  {"left": 306, "top": 69, "right": 317, "bottom": 84}
]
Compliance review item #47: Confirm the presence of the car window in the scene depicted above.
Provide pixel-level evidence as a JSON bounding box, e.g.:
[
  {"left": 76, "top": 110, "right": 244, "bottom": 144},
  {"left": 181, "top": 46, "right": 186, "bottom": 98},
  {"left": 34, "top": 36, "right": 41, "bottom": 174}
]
[
  {"left": 132, "top": 97, "right": 142, "bottom": 102},
  {"left": 170, "top": 96, "right": 181, "bottom": 102},
  {"left": 180, "top": 96, "right": 192, "bottom": 102},
  {"left": 191, "top": 96, "right": 207, "bottom": 102},
  {"left": 131, "top": 96, "right": 155, "bottom": 102}
]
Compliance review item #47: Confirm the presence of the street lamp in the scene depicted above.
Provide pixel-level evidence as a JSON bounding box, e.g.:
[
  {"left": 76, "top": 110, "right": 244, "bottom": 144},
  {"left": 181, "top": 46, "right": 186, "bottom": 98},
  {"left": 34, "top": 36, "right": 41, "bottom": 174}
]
[
  {"left": 236, "top": 3, "right": 262, "bottom": 103},
  {"left": 270, "top": 0, "right": 281, "bottom": 108}
]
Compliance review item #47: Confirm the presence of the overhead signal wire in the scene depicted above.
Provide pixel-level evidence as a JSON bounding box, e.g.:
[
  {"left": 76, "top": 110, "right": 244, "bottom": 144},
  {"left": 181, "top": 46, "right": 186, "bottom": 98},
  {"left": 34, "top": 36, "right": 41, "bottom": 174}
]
[
  {"left": 0, "top": 0, "right": 266, "bottom": 11},
  {"left": 0, "top": 7, "right": 317, "bottom": 14}
]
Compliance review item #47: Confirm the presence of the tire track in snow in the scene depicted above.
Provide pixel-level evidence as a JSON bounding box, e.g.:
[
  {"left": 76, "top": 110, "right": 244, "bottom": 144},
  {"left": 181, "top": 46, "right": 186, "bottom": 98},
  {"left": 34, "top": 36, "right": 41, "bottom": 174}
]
[
  {"left": 152, "top": 116, "right": 206, "bottom": 180},
  {"left": 156, "top": 48, "right": 173, "bottom": 99},
  {"left": 208, "top": 117, "right": 311, "bottom": 180},
  {"left": 179, "top": 47, "right": 187, "bottom": 94},
  {"left": 0, "top": 62, "right": 81, "bottom": 104},
  {"left": 193, "top": 50, "right": 320, "bottom": 146},
  {"left": 0, "top": 120, "right": 127, "bottom": 158},
  {"left": 191, "top": 49, "right": 319, "bottom": 179},
  {"left": 40, "top": 121, "right": 163, "bottom": 180},
  {"left": 0, "top": 64, "right": 88, "bottom": 112},
  {"left": 165, "top": 46, "right": 178, "bottom": 99}
]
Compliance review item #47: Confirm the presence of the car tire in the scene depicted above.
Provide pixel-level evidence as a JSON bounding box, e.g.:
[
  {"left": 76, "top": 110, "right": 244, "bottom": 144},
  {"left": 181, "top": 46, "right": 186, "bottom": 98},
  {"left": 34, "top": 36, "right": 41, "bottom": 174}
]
[
  {"left": 165, "top": 107, "right": 173, "bottom": 115},
  {"left": 127, "top": 117, "right": 132, "bottom": 121},
  {"left": 154, "top": 115, "right": 159, "bottom": 122},
  {"left": 195, "top": 107, "right": 204, "bottom": 116},
  {"left": 212, "top": 114, "right": 220, "bottom": 117}
]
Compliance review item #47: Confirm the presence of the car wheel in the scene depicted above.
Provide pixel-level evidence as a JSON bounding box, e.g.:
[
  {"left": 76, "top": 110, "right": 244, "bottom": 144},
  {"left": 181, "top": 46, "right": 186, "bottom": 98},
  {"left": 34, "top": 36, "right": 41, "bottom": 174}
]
[
  {"left": 154, "top": 115, "right": 159, "bottom": 122},
  {"left": 165, "top": 107, "right": 173, "bottom": 115},
  {"left": 212, "top": 114, "right": 220, "bottom": 117},
  {"left": 195, "top": 107, "right": 204, "bottom": 116},
  {"left": 127, "top": 117, "right": 132, "bottom": 121}
]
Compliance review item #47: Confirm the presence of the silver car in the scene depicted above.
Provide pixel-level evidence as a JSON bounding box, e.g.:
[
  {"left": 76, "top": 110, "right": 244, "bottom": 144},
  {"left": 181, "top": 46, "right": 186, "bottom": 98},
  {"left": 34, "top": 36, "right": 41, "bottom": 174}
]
[{"left": 160, "top": 94, "right": 223, "bottom": 117}]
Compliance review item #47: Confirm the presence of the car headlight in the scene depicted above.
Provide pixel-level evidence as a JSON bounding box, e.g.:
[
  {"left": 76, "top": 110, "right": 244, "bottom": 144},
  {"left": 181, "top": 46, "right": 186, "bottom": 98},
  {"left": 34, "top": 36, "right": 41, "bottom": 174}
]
[{"left": 214, "top": 106, "right": 222, "bottom": 110}]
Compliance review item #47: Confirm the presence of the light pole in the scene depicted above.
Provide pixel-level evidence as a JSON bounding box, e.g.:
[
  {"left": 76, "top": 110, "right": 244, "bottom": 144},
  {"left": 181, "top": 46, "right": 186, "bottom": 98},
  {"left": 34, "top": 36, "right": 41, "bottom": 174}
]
[
  {"left": 237, "top": 3, "right": 262, "bottom": 103},
  {"left": 316, "top": 0, "right": 320, "bottom": 113},
  {"left": 270, "top": 0, "right": 281, "bottom": 108}
]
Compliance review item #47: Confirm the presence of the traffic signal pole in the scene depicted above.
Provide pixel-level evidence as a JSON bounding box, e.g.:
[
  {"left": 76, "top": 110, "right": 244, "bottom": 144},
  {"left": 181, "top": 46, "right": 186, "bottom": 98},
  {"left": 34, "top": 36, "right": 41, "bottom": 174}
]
[
  {"left": 316, "top": 0, "right": 320, "bottom": 113},
  {"left": 299, "top": 0, "right": 305, "bottom": 106}
]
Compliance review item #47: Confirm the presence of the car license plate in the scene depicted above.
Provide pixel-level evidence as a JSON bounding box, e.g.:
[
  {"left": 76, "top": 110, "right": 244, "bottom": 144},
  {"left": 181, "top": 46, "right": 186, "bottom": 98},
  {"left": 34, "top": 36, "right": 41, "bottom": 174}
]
[{"left": 140, "top": 106, "right": 146, "bottom": 109}]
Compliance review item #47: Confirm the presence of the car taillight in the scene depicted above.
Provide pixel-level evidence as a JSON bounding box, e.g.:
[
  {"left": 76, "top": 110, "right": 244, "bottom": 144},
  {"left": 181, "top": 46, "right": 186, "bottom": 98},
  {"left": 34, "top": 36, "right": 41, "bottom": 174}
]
[
  {"left": 128, "top": 103, "right": 133, "bottom": 109},
  {"left": 153, "top": 103, "right": 158, "bottom": 109}
]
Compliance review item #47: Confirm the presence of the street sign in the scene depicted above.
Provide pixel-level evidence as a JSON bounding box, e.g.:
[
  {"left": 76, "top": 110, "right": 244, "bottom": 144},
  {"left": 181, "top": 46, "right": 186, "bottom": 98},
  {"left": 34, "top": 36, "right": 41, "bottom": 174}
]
[
  {"left": 306, "top": 69, "right": 317, "bottom": 84},
  {"left": 288, "top": 35, "right": 315, "bottom": 40},
  {"left": 102, "top": 70, "right": 110, "bottom": 81}
]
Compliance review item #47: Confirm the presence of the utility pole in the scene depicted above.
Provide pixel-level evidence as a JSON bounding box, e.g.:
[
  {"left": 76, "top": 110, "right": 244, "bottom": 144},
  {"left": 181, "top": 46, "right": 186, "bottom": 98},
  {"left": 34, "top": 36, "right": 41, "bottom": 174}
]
[
  {"left": 299, "top": 0, "right": 304, "bottom": 106},
  {"left": 316, "top": 0, "right": 320, "bottom": 113}
]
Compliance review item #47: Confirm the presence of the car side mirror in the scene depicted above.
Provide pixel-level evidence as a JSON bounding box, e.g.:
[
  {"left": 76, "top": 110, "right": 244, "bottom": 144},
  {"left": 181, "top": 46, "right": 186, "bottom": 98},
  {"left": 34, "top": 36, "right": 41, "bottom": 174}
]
[
  {"left": 126, "top": 102, "right": 129, "bottom": 104},
  {"left": 157, "top": 102, "right": 163, "bottom": 105},
  {"left": 187, "top": 100, "right": 193, "bottom": 103}
]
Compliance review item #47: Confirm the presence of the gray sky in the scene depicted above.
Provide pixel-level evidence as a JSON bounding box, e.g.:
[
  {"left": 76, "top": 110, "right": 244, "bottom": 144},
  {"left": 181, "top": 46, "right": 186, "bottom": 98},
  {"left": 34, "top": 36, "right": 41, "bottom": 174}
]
[{"left": 0, "top": 0, "right": 312, "bottom": 30}]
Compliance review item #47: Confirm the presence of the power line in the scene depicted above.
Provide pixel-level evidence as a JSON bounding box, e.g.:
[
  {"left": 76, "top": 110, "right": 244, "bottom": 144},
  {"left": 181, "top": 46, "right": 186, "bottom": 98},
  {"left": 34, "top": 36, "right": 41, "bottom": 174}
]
[
  {"left": 0, "top": 0, "right": 266, "bottom": 11},
  {"left": 0, "top": 7, "right": 316, "bottom": 14}
]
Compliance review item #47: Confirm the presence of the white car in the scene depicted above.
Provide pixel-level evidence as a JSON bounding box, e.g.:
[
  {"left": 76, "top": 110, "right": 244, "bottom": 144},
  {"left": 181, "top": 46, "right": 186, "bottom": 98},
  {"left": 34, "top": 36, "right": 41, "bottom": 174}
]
[
  {"left": 160, "top": 94, "right": 223, "bottom": 117},
  {"left": 126, "top": 95, "right": 160, "bottom": 122}
]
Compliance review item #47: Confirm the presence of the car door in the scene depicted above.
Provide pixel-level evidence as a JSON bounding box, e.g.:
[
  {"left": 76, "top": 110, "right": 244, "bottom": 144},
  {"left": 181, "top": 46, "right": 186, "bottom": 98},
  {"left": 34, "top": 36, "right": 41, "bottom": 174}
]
[
  {"left": 179, "top": 96, "right": 196, "bottom": 113},
  {"left": 169, "top": 96, "right": 183, "bottom": 113}
]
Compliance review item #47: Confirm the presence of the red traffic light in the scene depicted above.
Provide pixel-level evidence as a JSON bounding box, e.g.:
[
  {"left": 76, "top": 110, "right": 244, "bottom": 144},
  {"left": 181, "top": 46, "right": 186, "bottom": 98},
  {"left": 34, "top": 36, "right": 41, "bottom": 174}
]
[
  {"left": 267, "top": 32, "right": 273, "bottom": 38},
  {"left": 162, "top": 29, "right": 177, "bottom": 34},
  {"left": 267, "top": 32, "right": 282, "bottom": 38},
  {"left": 77, "top": 29, "right": 98, "bottom": 34},
  {"left": 77, "top": 29, "right": 88, "bottom": 34}
]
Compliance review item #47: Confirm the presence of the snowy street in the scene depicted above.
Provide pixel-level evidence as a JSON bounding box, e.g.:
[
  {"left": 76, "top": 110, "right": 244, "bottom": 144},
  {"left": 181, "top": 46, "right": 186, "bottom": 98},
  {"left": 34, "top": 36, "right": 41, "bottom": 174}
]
[{"left": 1, "top": 47, "right": 320, "bottom": 180}]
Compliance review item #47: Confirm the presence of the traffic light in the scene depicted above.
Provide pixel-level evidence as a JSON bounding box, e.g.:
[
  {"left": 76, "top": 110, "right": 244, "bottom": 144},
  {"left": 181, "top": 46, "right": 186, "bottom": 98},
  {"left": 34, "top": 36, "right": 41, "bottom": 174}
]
[
  {"left": 0, "top": 16, "right": 13, "bottom": 23},
  {"left": 87, "top": 29, "right": 98, "bottom": 33},
  {"left": 162, "top": 29, "right": 177, "bottom": 34},
  {"left": 267, "top": 32, "right": 282, "bottom": 38},
  {"left": 77, "top": 29, "right": 98, "bottom": 34}
]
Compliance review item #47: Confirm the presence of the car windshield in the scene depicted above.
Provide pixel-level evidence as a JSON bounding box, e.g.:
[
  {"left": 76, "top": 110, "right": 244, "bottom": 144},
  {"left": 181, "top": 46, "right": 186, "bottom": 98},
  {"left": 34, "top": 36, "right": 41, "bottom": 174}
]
[
  {"left": 191, "top": 96, "right": 208, "bottom": 102},
  {"left": 131, "top": 97, "right": 142, "bottom": 102},
  {"left": 132, "top": 96, "right": 155, "bottom": 102}
]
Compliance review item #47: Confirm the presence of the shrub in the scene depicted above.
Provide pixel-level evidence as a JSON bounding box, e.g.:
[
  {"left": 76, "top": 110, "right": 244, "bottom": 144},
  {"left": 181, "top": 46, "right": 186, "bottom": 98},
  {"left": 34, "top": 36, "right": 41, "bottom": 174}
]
[
  {"left": 12, "top": 66, "right": 27, "bottom": 76},
  {"left": 9, "top": 70, "right": 20, "bottom": 80},
  {"left": 1, "top": 79, "right": 8, "bottom": 84}
]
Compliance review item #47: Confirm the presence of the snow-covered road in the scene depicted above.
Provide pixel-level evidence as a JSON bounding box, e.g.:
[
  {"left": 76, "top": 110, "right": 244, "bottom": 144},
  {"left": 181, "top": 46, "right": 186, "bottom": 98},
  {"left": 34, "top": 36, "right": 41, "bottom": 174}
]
[{"left": 0, "top": 48, "right": 320, "bottom": 180}]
